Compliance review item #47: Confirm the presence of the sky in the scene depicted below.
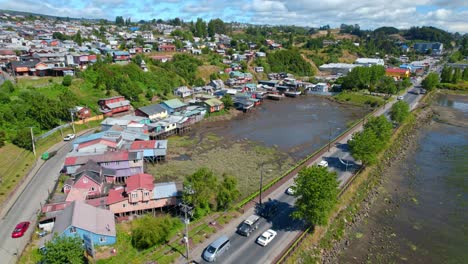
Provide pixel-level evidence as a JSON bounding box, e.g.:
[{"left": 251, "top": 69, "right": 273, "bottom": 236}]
[{"left": 1, "top": 0, "right": 467, "bottom": 33}]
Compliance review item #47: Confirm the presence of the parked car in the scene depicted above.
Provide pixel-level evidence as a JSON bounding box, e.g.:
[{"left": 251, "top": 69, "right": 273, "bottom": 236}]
[
  {"left": 318, "top": 160, "right": 328, "bottom": 167},
  {"left": 237, "top": 215, "right": 260, "bottom": 236},
  {"left": 63, "top": 134, "right": 76, "bottom": 141},
  {"left": 256, "top": 229, "right": 277, "bottom": 246},
  {"left": 285, "top": 186, "right": 295, "bottom": 195},
  {"left": 397, "top": 96, "right": 404, "bottom": 100},
  {"left": 203, "top": 235, "right": 230, "bottom": 262},
  {"left": 11, "top": 221, "right": 30, "bottom": 238}
]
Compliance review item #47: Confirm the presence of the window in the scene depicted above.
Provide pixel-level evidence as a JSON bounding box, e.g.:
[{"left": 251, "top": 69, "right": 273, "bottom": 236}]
[
  {"left": 91, "top": 187, "right": 95, "bottom": 191},
  {"left": 70, "top": 227, "right": 76, "bottom": 233},
  {"left": 83, "top": 178, "right": 88, "bottom": 184},
  {"left": 122, "top": 204, "right": 126, "bottom": 208},
  {"left": 131, "top": 193, "right": 137, "bottom": 198},
  {"left": 144, "top": 192, "right": 149, "bottom": 196},
  {"left": 100, "top": 237, "right": 106, "bottom": 243}
]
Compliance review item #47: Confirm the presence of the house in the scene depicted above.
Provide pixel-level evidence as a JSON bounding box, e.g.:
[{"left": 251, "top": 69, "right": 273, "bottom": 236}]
[
  {"left": 0, "top": 49, "right": 17, "bottom": 66},
  {"left": 355, "top": 58, "right": 384, "bottom": 66},
  {"left": 135, "top": 104, "right": 168, "bottom": 121},
  {"left": 113, "top": 51, "right": 130, "bottom": 62},
  {"left": 385, "top": 68, "right": 410, "bottom": 79},
  {"left": 319, "top": 63, "right": 359, "bottom": 75},
  {"left": 203, "top": 98, "right": 224, "bottom": 113},
  {"left": 254, "top": 66, "right": 264, "bottom": 72},
  {"left": 107, "top": 174, "right": 180, "bottom": 217},
  {"left": 100, "top": 115, "right": 150, "bottom": 131},
  {"left": 158, "top": 44, "right": 176, "bottom": 52},
  {"left": 74, "top": 106, "right": 92, "bottom": 120},
  {"left": 160, "top": 98, "right": 187, "bottom": 114},
  {"left": 311, "top": 83, "right": 329, "bottom": 92},
  {"left": 129, "top": 140, "right": 168, "bottom": 162},
  {"left": 69, "top": 160, "right": 116, "bottom": 189},
  {"left": 64, "top": 150, "right": 144, "bottom": 183},
  {"left": 173, "top": 86, "right": 193, "bottom": 98},
  {"left": 9, "top": 59, "right": 46, "bottom": 76},
  {"left": 98, "top": 96, "right": 131, "bottom": 116},
  {"left": 209, "top": 79, "right": 225, "bottom": 90},
  {"left": 53, "top": 201, "right": 116, "bottom": 246}
]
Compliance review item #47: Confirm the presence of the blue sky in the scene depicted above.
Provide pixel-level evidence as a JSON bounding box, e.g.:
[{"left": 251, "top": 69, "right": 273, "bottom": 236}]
[{"left": 1, "top": 0, "right": 467, "bottom": 32}]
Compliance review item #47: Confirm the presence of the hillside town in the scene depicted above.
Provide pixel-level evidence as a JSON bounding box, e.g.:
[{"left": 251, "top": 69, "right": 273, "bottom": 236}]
[{"left": 0, "top": 7, "right": 467, "bottom": 264}]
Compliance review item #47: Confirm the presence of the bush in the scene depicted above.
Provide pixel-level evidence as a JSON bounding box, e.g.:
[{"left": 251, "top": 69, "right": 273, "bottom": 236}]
[
  {"left": 131, "top": 215, "right": 182, "bottom": 250},
  {"left": 62, "top": 75, "right": 72, "bottom": 86}
]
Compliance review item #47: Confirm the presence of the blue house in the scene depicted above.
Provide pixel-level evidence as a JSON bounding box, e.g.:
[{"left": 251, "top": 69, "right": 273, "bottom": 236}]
[
  {"left": 160, "top": 99, "right": 187, "bottom": 114},
  {"left": 53, "top": 201, "right": 116, "bottom": 246}
]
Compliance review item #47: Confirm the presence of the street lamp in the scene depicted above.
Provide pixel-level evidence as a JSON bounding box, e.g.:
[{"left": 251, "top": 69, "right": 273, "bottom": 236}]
[
  {"left": 69, "top": 108, "right": 76, "bottom": 134},
  {"left": 259, "top": 166, "right": 272, "bottom": 205},
  {"left": 28, "top": 126, "right": 36, "bottom": 156},
  {"left": 179, "top": 203, "right": 193, "bottom": 261}
]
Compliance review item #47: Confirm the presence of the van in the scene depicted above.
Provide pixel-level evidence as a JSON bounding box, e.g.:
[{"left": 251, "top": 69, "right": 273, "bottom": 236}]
[{"left": 202, "top": 235, "right": 230, "bottom": 262}]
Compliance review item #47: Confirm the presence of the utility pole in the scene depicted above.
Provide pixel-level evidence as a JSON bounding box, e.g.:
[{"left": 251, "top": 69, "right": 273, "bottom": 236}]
[
  {"left": 259, "top": 165, "right": 272, "bottom": 205},
  {"left": 29, "top": 127, "right": 36, "bottom": 156},
  {"left": 179, "top": 203, "right": 193, "bottom": 262},
  {"left": 69, "top": 108, "right": 76, "bottom": 134}
]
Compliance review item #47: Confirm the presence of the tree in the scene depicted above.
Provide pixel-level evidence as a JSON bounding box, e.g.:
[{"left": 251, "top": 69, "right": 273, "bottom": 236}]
[
  {"left": 115, "top": 16, "right": 125, "bottom": 26},
  {"left": 131, "top": 215, "right": 182, "bottom": 250},
  {"left": 216, "top": 174, "right": 240, "bottom": 210},
  {"left": 292, "top": 166, "right": 339, "bottom": 225},
  {"left": 221, "top": 94, "right": 233, "bottom": 109},
  {"left": 207, "top": 18, "right": 226, "bottom": 37},
  {"left": 183, "top": 168, "right": 218, "bottom": 218},
  {"left": 390, "top": 100, "right": 410, "bottom": 124},
  {"left": 0, "top": 130, "right": 5, "bottom": 147},
  {"left": 377, "top": 76, "right": 397, "bottom": 94},
  {"left": 421, "top": 72, "right": 439, "bottom": 91},
  {"left": 12, "top": 127, "right": 33, "bottom": 150},
  {"left": 349, "top": 128, "right": 381, "bottom": 165},
  {"left": 73, "top": 30, "right": 83, "bottom": 46},
  {"left": 463, "top": 68, "right": 468, "bottom": 81},
  {"left": 62, "top": 75, "right": 72, "bottom": 86},
  {"left": 42, "top": 235, "right": 84, "bottom": 264},
  {"left": 193, "top": 18, "right": 207, "bottom": 38},
  {"left": 440, "top": 66, "right": 452, "bottom": 83},
  {"left": 451, "top": 68, "right": 462, "bottom": 84},
  {"left": 364, "top": 115, "right": 393, "bottom": 142},
  {"left": 1, "top": 80, "right": 15, "bottom": 93}
]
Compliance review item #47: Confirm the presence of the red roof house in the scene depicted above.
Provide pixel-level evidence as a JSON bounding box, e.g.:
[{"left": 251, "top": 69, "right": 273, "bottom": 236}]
[{"left": 98, "top": 96, "right": 130, "bottom": 116}]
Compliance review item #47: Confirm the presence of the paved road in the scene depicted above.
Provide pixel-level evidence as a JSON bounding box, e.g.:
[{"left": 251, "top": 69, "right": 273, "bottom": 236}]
[
  {"left": 0, "top": 131, "right": 90, "bottom": 264},
  {"left": 191, "top": 77, "right": 428, "bottom": 264}
]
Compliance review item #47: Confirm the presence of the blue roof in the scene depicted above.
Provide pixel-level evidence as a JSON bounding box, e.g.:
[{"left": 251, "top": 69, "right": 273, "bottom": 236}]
[
  {"left": 113, "top": 51, "right": 130, "bottom": 56},
  {"left": 153, "top": 182, "right": 179, "bottom": 199},
  {"left": 73, "top": 131, "right": 107, "bottom": 144}
]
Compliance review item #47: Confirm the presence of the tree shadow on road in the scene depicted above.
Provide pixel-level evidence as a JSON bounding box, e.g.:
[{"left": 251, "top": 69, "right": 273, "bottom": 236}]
[{"left": 254, "top": 199, "right": 305, "bottom": 232}]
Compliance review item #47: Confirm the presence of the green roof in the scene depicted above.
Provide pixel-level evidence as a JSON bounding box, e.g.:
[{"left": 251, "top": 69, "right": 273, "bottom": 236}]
[
  {"left": 205, "top": 98, "right": 224, "bottom": 107},
  {"left": 162, "top": 99, "right": 187, "bottom": 109}
]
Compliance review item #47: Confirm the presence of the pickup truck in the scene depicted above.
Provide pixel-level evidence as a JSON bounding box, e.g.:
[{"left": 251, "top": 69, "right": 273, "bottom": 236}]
[{"left": 237, "top": 215, "right": 260, "bottom": 236}]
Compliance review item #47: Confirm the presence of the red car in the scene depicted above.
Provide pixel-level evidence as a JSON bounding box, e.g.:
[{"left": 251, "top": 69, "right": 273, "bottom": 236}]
[{"left": 11, "top": 221, "right": 30, "bottom": 238}]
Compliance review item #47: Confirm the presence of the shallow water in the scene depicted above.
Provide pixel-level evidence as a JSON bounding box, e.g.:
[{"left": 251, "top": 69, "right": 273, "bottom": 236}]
[
  {"left": 194, "top": 96, "right": 368, "bottom": 160},
  {"left": 339, "top": 94, "right": 468, "bottom": 263}
]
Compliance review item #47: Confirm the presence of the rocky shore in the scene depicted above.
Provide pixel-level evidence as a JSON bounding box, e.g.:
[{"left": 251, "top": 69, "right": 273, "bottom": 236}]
[{"left": 320, "top": 105, "right": 435, "bottom": 263}]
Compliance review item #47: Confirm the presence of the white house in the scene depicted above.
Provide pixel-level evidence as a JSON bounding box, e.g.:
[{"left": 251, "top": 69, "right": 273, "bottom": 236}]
[{"left": 173, "top": 86, "right": 193, "bottom": 98}]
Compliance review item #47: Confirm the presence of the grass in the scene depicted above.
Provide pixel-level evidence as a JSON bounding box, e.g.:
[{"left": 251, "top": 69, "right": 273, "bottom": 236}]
[
  {"left": 147, "top": 134, "right": 294, "bottom": 198},
  {"left": 16, "top": 76, "right": 64, "bottom": 89},
  {"left": 0, "top": 120, "right": 101, "bottom": 206},
  {"left": 334, "top": 91, "right": 385, "bottom": 107}
]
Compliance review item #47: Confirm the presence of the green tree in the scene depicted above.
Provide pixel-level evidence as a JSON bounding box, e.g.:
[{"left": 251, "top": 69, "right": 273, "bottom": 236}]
[
  {"left": 440, "top": 66, "right": 452, "bottom": 83},
  {"left": 193, "top": 18, "right": 207, "bottom": 38},
  {"left": 115, "top": 16, "right": 124, "bottom": 26},
  {"left": 0, "top": 130, "right": 5, "bottom": 147},
  {"left": 221, "top": 94, "right": 234, "bottom": 109},
  {"left": 348, "top": 128, "right": 381, "bottom": 165},
  {"left": 12, "top": 127, "right": 33, "bottom": 150},
  {"left": 451, "top": 68, "right": 462, "bottom": 84},
  {"left": 62, "top": 75, "right": 72, "bottom": 86},
  {"left": 131, "top": 215, "right": 182, "bottom": 250},
  {"left": 73, "top": 30, "right": 83, "bottom": 46},
  {"left": 216, "top": 174, "right": 240, "bottom": 210},
  {"left": 1, "top": 80, "right": 15, "bottom": 93},
  {"left": 421, "top": 72, "right": 439, "bottom": 91},
  {"left": 463, "top": 68, "right": 468, "bottom": 81},
  {"left": 292, "top": 166, "right": 339, "bottom": 225},
  {"left": 390, "top": 100, "right": 410, "bottom": 124},
  {"left": 207, "top": 18, "right": 226, "bottom": 37},
  {"left": 376, "top": 76, "right": 397, "bottom": 94},
  {"left": 183, "top": 168, "right": 218, "bottom": 218},
  {"left": 364, "top": 115, "right": 393, "bottom": 142},
  {"left": 42, "top": 235, "right": 84, "bottom": 264}
]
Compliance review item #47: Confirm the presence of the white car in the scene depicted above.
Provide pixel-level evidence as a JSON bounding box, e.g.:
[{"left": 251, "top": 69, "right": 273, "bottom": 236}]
[
  {"left": 63, "top": 134, "right": 76, "bottom": 141},
  {"left": 318, "top": 160, "right": 328, "bottom": 168},
  {"left": 397, "top": 96, "right": 404, "bottom": 100},
  {"left": 256, "top": 229, "right": 277, "bottom": 246},
  {"left": 286, "top": 186, "right": 295, "bottom": 195}
]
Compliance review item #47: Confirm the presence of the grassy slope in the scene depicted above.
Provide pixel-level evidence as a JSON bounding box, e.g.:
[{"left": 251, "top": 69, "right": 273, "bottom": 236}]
[{"left": 334, "top": 92, "right": 385, "bottom": 107}]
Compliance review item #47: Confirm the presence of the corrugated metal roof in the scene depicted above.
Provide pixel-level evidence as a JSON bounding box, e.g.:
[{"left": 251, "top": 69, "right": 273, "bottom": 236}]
[
  {"left": 153, "top": 182, "right": 179, "bottom": 200},
  {"left": 161, "top": 99, "right": 187, "bottom": 109}
]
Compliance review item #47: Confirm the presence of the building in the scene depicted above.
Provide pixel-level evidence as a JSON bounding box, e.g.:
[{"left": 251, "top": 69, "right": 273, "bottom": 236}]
[
  {"left": 65, "top": 160, "right": 112, "bottom": 197},
  {"left": 135, "top": 104, "right": 168, "bottom": 121},
  {"left": 173, "top": 86, "right": 193, "bottom": 98},
  {"left": 385, "top": 68, "right": 410, "bottom": 79},
  {"left": 64, "top": 150, "right": 144, "bottom": 183},
  {"left": 203, "top": 98, "right": 224, "bottom": 113},
  {"left": 74, "top": 106, "right": 92, "bottom": 120},
  {"left": 112, "top": 51, "right": 130, "bottom": 62},
  {"left": 311, "top": 83, "right": 329, "bottom": 92},
  {"left": 52, "top": 201, "right": 116, "bottom": 246},
  {"left": 158, "top": 44, "right": 176, "bottom": 52},
  {"left": 107, "top": 174, "right": 180, "bottom": 217},
  {"left": 98, "top": 96, "right": 131, "bottom": 116},
  {"left": 129, "top": 140, "right": 168, "bottom": 162},
  {"left": 319, "top": 63, "right": 360, "bottom": 75},
  {"left": 413, "top": 42, "right": 443, "bottom": 55},
  {"left": 355, "top": 58, "right": 384, "bottom": 66},
  {"left": 160, "top": 98, "right": 187, "bottom": 114}
]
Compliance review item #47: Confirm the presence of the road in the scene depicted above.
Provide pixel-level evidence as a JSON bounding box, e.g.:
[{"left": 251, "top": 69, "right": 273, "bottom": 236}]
[
  {"left": 0, "top": 131, "right": 90, "bottom": 264},
  {"left": 192, "top": 77, "right": 427, "bottom": 264}
]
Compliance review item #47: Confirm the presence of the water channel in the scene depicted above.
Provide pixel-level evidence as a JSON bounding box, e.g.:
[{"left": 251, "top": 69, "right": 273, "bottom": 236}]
[{"left": 339, "top": 93, "right": 468, "bottom": 263}]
